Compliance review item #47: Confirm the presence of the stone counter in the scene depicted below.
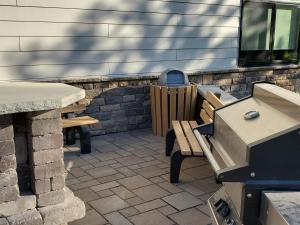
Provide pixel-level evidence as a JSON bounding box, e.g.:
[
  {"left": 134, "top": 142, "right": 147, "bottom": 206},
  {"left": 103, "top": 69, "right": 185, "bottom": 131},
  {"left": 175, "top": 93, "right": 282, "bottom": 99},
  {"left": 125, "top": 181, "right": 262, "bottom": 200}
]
[{"left": 0, "top": 82, "right": 86, "bottom": 225}]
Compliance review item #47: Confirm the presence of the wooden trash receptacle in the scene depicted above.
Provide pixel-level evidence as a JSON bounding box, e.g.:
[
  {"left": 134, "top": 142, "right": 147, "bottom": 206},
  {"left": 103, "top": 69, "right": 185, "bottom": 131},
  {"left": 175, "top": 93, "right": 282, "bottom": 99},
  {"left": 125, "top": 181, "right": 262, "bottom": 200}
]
[{"left": 150, "top": 84, "right": 197, "bottom": 136}]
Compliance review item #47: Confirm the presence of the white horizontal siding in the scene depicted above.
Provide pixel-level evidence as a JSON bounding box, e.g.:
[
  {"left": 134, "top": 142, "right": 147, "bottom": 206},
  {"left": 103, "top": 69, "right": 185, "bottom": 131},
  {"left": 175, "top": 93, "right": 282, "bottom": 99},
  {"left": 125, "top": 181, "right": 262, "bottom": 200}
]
[
  {"left": 0, "top": 50, "right": 177, "bottom": 66},
  {"left": 0, "top": 63, "right": 109, "bottom": 81},
  {"left": 0, "top": 6, "right": 178, "bottom": 26},
  {"left": 109, "top": 25, "right": 238, "bottom": 38},
  {"left": 108, "top": 58, "right": 237, "bottom": 75},
  {"left": 19, "top": 37, "right": 235, "bottom": 51},
  {"left": 0, "top": 0, "right": 15, "bottom": 5},
  {"left": 17, "top": 0, "right": 240, "bottom": 16},
  {"left": 0, "top": 37, "right": 19, "bottom": 51},
  {"left": 0, "top": 0, "right": 241, "bottom": 80},
  {"left": 177, "top": 48, "right": 237, "bottom": 60},
  {"left": 0, "top": 21, "right": 108, "bottom": 36}
]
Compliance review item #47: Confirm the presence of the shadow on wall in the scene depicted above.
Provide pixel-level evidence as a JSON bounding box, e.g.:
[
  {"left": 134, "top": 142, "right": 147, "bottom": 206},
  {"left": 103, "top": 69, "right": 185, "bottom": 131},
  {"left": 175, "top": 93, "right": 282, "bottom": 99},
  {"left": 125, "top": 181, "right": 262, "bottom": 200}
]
[{"left": 3, "top": 0, "right": 239, "bottom": 80}]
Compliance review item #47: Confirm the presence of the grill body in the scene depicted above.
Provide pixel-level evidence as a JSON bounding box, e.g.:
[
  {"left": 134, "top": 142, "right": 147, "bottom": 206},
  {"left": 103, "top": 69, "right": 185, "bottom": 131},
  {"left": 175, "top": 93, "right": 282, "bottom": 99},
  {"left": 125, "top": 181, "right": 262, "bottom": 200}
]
[{"left": 195, "top": 82, "right": 300, "bottom": 225}]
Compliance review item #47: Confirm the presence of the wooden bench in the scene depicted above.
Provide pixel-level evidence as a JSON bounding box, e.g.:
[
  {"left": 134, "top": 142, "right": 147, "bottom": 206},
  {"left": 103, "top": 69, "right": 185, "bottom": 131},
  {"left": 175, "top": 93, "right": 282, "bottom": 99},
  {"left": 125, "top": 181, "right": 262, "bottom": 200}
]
[
  {"left": 165, "top": 90, "right": 226, "bottom": 183},
  {"left": 62, "top": 104, "right": 99, "bottom": 154}
]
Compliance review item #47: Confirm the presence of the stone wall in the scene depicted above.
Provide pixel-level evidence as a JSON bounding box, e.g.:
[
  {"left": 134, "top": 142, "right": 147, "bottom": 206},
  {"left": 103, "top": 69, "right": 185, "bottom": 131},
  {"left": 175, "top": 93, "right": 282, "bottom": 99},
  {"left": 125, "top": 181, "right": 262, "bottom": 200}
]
[
  {"left": 63, "top": 65, "right": 300, "bottom": 135},
  {"left": 69, "top": 80, "right": 153, "bottom": 136}
]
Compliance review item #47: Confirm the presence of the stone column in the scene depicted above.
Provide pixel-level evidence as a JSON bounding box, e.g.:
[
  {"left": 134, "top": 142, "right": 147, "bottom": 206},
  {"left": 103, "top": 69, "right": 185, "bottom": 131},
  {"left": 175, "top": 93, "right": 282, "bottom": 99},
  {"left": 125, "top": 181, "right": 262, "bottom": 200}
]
[
  {"left": 0, "top": 115, "right": 19, "bottom": 204},
  {"left": 27, "top": 110, "right": 65, "bottom": 207}
]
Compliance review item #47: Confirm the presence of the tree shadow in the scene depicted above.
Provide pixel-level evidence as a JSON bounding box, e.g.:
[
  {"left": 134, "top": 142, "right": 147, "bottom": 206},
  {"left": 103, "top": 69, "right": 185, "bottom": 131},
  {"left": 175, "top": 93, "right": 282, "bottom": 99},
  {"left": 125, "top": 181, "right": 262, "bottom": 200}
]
[{"left": 3, "top": 0, "right": 239, "bottom": 80}]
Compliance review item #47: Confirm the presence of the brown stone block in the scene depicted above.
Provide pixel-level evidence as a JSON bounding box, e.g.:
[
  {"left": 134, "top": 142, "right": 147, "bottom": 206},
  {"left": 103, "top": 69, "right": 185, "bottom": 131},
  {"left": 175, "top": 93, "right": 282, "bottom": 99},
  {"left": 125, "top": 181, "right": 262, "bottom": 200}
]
[
  {"left": 30, "top": 119, "right": 62, "bottom": 136},
  {"left": 31, "top": 148, "right": 63, "bottom": 166},
  {"left": 30, "top": 133, "right": 63, "bottom": 152},
  {"left": 33, "top": 160, "right": 64, "bottom": 180},
  {"left": 0, "top": 155, "right": 16, "bottom": 173},
  {"left": 202, "top": 74, "right": 213, "bottom": 85},
  {"left": 0, "top": 169, "right": 18, "bottom": 190},
  {"left": 0, "top": 185, "right": 19, "bottom": 204},
  {"left": 0, "top": 140, "right": 15, "bottom": 157},
  {"left": 32, "top": 179, "right": 51, "bottom": 195},
  {"left": 37, "top": 189, "right": 65, "bottom": 207},
  {"left": 28, "top": 109, "right": 61, "bottom": 120},
  {"left": 51, "top": 175, "right": 65, "bottom": 191}
]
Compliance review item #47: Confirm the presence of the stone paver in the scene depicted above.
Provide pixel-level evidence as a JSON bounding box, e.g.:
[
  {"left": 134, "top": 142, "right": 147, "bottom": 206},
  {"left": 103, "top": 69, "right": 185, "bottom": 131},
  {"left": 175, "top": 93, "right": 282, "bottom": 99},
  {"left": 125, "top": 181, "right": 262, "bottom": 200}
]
[
  {"left": 118, "top": 175, "right": 152, "bottom": 190},
  {"left": 90, "top": 195, "right": 129, "bottom": 214},
  {"left": 133, "top": 184, "right": 170, "bottom": 201},
  {"left": 65, "top": 129, "right": 219, "bottom": 225},
  {"left": 70, "top": 210, "right": 107, "bottom": 225},
  {"left": 105, "top": 212, "right": 133, "bottom": 225},
  {"left": 169, "top": 208, "right": 211, "bottom": 225},
  {"left": 163, "top": 192, "right": 203, "bottom": 211},
  {"left": 130, "top": 210, "right": 174, "bottom": 225}
]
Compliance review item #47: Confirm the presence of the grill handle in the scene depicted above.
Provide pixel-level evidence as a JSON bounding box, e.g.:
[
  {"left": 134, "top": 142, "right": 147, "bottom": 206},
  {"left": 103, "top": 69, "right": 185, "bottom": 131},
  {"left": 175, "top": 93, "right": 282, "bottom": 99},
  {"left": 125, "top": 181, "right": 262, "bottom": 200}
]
[{"left": 193, "top": 130, "right": 221, "bottom": 172}]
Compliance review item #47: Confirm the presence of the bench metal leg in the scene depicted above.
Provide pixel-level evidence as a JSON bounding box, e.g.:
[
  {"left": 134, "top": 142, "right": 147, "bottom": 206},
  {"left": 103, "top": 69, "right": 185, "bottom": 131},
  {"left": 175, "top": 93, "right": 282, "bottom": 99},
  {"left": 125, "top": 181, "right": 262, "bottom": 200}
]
[
  {"left": 166, "top": 129, "right": 176, "bottom": 156},
  {"left": 77, "top": 126, "right": 91, "bottom": 154},
  {"left": 170, "top": 150, "right": 188, "bottom": 183},
  {"left": 65, "top": 128, "right": 76, "bottom": 145}
]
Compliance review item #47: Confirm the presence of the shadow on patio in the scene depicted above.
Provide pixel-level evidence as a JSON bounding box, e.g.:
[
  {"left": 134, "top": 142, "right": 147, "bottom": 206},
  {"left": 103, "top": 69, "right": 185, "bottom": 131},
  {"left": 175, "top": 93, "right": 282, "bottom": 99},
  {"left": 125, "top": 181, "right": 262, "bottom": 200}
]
[{"left": 64, "top": 128, "right": 220, "bottom": 225}]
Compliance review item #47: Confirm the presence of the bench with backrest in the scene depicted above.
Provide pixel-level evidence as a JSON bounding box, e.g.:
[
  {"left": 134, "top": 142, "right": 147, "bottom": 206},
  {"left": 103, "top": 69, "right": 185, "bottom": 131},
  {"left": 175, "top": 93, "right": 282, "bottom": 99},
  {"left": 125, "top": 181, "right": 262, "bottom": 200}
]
[
  {"left": 62, "top": 104, "right": 99, "bottom": 154},
  {"left": 165, "top": 86, "right": 236, "bottom": 183}
]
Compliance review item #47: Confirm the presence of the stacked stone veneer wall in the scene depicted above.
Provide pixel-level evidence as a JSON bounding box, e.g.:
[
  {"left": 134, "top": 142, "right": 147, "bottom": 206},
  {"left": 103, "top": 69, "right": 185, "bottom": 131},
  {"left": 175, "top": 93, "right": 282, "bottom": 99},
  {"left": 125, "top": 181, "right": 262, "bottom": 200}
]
[
  {"left": 65, "top": 66, "right": 300, "bottom": 135},
  {"left": 0, "top": 110, "right": 85, "bottom": 225}
]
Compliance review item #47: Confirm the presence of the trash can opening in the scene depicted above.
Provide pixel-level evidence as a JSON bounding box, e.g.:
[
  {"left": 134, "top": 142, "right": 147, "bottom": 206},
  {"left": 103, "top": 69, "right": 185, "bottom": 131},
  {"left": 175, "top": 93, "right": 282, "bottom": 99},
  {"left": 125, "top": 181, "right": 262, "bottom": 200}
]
[{"left": 158, "top": 69, "right": 190, "bottom": 87}]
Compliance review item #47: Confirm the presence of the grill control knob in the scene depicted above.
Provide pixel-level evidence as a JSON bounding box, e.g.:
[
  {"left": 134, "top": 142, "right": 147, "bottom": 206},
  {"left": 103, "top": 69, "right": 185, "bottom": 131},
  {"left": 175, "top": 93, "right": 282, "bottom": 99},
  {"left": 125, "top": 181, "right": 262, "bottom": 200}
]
[
  {"left": 226, "top": 219, "right": 236, "bottom": 225},
  {"left": 219, "top": 205, "right": 231, "bottom": 218}
]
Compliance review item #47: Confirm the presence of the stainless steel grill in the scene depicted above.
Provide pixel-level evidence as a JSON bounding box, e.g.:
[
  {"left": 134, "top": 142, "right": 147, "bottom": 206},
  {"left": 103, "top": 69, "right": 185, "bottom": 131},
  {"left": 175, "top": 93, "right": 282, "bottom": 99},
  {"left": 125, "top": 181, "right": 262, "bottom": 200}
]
[{"left": 194, "top": 82, "right": 300, "bottom": 225}]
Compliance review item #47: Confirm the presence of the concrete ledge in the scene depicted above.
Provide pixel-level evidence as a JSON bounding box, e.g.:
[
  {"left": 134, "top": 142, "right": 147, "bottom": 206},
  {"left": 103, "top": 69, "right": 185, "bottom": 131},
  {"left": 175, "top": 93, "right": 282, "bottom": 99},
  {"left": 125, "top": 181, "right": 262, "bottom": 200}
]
[
  {"left": 24, "top": 64, "right": 300, "bottom": 84},
  {"left": 0, "top": 82, "right": 85, "bottom": 115}
]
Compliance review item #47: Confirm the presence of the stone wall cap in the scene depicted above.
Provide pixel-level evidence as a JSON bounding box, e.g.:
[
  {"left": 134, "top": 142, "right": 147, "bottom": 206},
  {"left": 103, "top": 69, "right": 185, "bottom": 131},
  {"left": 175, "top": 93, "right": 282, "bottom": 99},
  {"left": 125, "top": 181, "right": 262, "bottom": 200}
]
[{"left": 0, "top": 81, "right": 85, "bottom": 115}]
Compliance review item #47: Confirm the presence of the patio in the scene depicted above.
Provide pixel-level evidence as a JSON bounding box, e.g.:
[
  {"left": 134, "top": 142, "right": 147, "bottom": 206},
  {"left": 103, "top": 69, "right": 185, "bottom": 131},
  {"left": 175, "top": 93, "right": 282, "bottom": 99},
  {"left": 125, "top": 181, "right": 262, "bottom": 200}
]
[{"left": 64, "top": 128, "right": 220, "bottom": 225}]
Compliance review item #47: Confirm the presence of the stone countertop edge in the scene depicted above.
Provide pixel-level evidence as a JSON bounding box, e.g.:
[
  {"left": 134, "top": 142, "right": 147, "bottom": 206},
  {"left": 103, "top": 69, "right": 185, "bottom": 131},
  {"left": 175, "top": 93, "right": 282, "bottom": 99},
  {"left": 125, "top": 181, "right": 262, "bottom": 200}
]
[{"left": 0, "top": 82, "right": 85, "bottom": 115}]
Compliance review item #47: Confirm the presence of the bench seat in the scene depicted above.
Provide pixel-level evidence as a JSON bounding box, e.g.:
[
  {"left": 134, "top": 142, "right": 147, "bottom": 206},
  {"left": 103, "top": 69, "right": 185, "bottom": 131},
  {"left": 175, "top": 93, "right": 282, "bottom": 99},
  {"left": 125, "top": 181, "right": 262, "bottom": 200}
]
[{"left": 166, "top": 87, "right": 236, "bottom": 183}]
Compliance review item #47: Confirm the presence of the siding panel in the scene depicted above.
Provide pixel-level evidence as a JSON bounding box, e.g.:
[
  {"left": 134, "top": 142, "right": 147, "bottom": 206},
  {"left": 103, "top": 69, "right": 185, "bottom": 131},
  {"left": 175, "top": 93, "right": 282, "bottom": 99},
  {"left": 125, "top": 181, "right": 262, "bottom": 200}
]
[
  {"left": 0, "top": 21, "right": 108, "bottom": 36},
  {"left": 0, "top": 6, "right": 178, "bottom": 26},
  {"left": 108, "top": 58, "right": 237, "bottom": 75},
  {"left": 0, "top": 63, "right": 109, "bottom": 81},
  {"left": 0, "top": 37, "right": 19, "bottom": 51},
  {"left": 0, "top": 0, "right": 15, "bottom": 5},
  {"left": 109, "top": 24, "right": 239, "bottom": 38},
  {"left": 177, "top": 48, "right": 237, "bottom": 60},
  {"left": 20, "top": 37, "right": 234, "bottom": 51},
  {"left": 0, "top": 50, "right": 177, "bottom": 66},
  {"left": 18, "top": 0, "right": 240, "bottom": 16},
  {"left": 178, "top": 15, "right": 239, "bottom": 27}
]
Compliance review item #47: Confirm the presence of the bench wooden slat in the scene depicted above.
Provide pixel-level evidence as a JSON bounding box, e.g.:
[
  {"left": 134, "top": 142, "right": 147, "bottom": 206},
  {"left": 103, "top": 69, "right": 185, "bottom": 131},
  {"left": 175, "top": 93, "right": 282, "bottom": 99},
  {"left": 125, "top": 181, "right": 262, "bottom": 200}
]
[
  {"left": 189, "top": 121, "right": 198, "bottom": 129},
  {"left": 190, "top": 85, "right": 197, "bottom": 119},
  {"left": 170, "top": 88, "right": 177, "bottom": 127},
  {"left": 205, "top": 91, "right": 224, "bottom": 109},
  {"left": 184, "top": 86, "right": 191, "bottom": 120},
  {"left": 62, "top": 104, "right": 86, "bottom": 114},
  {"left": 63, "top": 116, "right": 99, "bottom": 128},
  {"left": 162, "top": 86, "right": 169, "bottom": 136},
  {"left": 202, "top": 100, "right": 215, "bottom": 119},
  {"left": 200, "top": 109, "right": 213, "bottom": 124},
  {"left": 181, "top": 121, "right": 203, "bottom": 156},
  {"left": 172, "top": 121, "right": 192, "bottom": 156},
  {"left": 177, "top": 88, "right": 185, "bottom": 121}
]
